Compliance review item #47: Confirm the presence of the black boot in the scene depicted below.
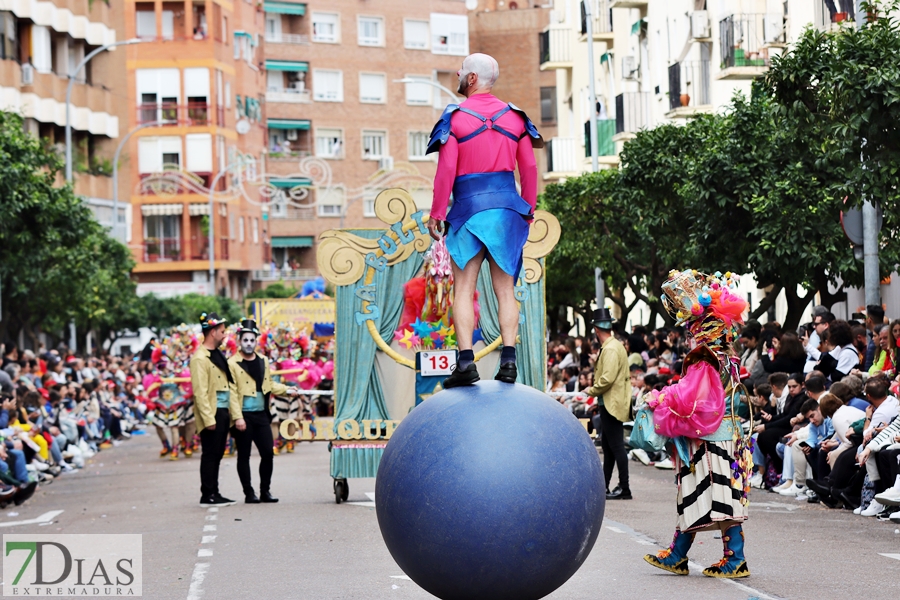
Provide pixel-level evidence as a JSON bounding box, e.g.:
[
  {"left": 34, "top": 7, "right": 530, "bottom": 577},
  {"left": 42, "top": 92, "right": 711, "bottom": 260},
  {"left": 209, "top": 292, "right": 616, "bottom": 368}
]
[
  {"left": 245, "top": 491, "right": 260, "bottom": 504},
  {"left": 260, "top": 490, "right": 279, "bottom": 503},
  {"left": 443, "top": 363, "right": 480, "bottom": 388}
]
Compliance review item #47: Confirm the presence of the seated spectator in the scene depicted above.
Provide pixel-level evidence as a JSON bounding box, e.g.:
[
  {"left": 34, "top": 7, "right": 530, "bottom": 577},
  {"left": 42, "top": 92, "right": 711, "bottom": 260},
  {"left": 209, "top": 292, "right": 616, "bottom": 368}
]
[
  {"left": 816, "top": 320, "right": 859, "bottom": 382},
  {"left": 806, "top": 392, "right": 866, "bottom": 508},
  {"left": 761, "top": 332, "right": 807, "bottom": 375}
]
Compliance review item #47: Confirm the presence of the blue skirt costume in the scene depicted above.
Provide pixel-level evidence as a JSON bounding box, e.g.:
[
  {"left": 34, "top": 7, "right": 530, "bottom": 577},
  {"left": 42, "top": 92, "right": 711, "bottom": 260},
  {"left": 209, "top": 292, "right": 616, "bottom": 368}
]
[{"left": 427, "top": 103, "right": 543, "bottom": 279}]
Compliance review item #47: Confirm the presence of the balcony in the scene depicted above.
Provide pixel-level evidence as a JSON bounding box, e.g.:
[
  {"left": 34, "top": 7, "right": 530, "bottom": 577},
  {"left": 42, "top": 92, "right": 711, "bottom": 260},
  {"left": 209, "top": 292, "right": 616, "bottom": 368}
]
[
  {"left": 269, "top": 205, "right": 316, "bottom": 220},
  {"left": 136, "top": 102, "right": 212, "bottom": 126},
  {"left": 718, "top": 14, "right": 784, "bottom": 80},
  {"left": 614, "top": 92, "right": 653, "bottom": 140},
  {"left": 609, "top": 0, "right": 647, "bottom": 7},
  {"left": 583, "top": 119, "right": 616, "bottom": 157},
  {"left": 545, "top": 137, "right": 578, "bottom": 179},
  {"left": 580, "top": 0, "right": 613, "bottom": 42},
  {"left": 666, "top": 61, "right": 713, "bottom": 119},
  {"left": 539, "top": 26, "right": 572, "bottom": 70},
  {"left": 265, "top": 89, "right": 311, "bottom": 104},
  {"left": 814, "top": 0, "right": 855, "bottom": 32},
  {"left": 143, "top": 238, "right": 182, "bottom": 262},
  {"left": 252, "top": 268, "right": 317, "bottom": 281},
  {"left": 265, "top": 33, "right": 309, "bottom": 45}
]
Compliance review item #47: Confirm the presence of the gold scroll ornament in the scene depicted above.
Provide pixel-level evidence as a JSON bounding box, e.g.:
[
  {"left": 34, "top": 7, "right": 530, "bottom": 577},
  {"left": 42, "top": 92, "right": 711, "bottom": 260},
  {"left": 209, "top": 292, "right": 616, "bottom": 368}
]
[{"left": 317, "top": 188, "right": 560, "bottom": 368}]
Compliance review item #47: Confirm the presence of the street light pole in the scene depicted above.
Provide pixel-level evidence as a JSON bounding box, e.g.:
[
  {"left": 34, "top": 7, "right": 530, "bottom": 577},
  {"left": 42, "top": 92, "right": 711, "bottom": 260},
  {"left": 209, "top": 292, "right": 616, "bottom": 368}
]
[
  {"left": 583, "top": 1, "right": 599, "bottom": 173},
  {"left": 66, "top": 38, "right": 142, "bottom": 182},
  {"left": 112, "top": 121, "right": 159, "bottom": 241},
  {"left": 393, "top": 78, "right": 461, "bottom": 104}
]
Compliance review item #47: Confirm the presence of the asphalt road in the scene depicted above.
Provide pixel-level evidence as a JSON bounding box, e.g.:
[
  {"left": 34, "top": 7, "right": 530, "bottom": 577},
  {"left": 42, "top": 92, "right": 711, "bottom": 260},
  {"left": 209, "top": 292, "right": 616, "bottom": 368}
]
[{"left": 4, "top": 432, "right": 900, "bottom": 600}]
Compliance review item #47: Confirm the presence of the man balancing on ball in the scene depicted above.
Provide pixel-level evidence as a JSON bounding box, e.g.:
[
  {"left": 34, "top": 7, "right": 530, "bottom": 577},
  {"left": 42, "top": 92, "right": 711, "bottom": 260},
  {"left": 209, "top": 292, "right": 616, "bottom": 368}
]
[{"left": 425, "top": 53, "right": 542, "bottom": 388}]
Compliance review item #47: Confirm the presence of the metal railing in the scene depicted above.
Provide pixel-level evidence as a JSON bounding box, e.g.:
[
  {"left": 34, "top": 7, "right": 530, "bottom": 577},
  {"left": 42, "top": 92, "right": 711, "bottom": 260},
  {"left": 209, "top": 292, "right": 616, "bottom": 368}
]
[
  {"left": 267, "top": 150, "right": 313, "bottom": 161},
  {"left": 580, "top": 0, "right": 612, "bottom": 35},
  {"left": 143, "top": 238, "right": 181, "bottom": 262},
  {"left": 269, "top": 205, "right": 316, "bottom": 220},
  {"left": 667, "top": 60, "right": 711, "bottom": 110},
  {"left": 265, "top": 89, "right": 312, "bottom": 103},
  {"left": 813, "top": 0, "right": 855, "bottom": 31},
  {"left": 583, "top": 119, "right": 616, "bottom": 156},
  {"left": 137, "top": 102, "right": 211, "bottom": 126},
  {"left": 719, "top": 14, "right": 784, "bottom": 70},
  {"left": 539, "top": 26, "right": 571, "bottom": 66},
  {"left": 265, "top": 33, "right": 310, "bottom": 45},
  {"left": 615, "top": 93, "right": 653, "bottom": 135},
  {"left": 252, "top": 268, "right": 317, "bottom": 281}
]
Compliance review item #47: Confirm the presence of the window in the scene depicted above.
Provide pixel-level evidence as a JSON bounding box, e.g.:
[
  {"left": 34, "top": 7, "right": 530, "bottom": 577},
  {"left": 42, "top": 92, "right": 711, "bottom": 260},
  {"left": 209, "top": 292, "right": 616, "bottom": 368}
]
[
  {"left": 408, "top": 132, "right": 429, "bottom": 160},
  {"left": 136, "top": 10, "right": 156, "bottom": 39},
  {"left": 0, "top": 13, "right": 16, "bottom": 61},
  {"left": 358, "top": 16, "right": 383, "bottom": 46},
  {"left": 405, "top": 75, "right": 432, "bottom": 105},
  {"left": 362, "top": 130, "right": 387, "bottom": 160},
  {"left": 318, "top": 187, "right": 345, "bottom": 217},
  {"left": 138, "top": 136, "right": 183, "bottom": 173},
  {"left": 185, "top": 133, "right": 212, "bottom": 173},
  {"left": 359, "top": 73, "right": 386, "bottom": 104},
  {"left": 404, "top": 19, "right": 429, "bottom": 49},
  {"left": 31, "top": 25, "right": 51, "bottom": 73},
  {"left": 239, "top": 216, "right": 245, "bottom": 242},
  {"left": 313, "top": 69, "right": 343, "bottom": 102},
  {"left": 136, "top": 68, "right": 180, "bottom": 123},
  {"left": 143, "top": 215, "right": 181, "bottom": 258},
  {"left": 229, "top": 213, "right": 235, "bottom": 240},
  {"left": 431, "top": 13, "right": 468, "bottom": 56},
  {"left": 253, "top": 218, "right": 259, "bottom": 244},
  {"left": 363, "top": 190, "right": 378, "bottom": 217},
  {"left": 540, "top": 87, "right": 557, "bottom": 123},
  {"left": 315, "top": 128, "right": 343, "bottom": 159},
  {"left": 312, "top": 12, "right": 339, "bottom": 43},
  {"left": 265, "top": 14, "right": 281, "bottom": 40},
  {"left": 162, "top": 10, "right": 174, "bottom": 40},
  {"left": 267, "top": 69, "right": 284, "bottom": 92}
]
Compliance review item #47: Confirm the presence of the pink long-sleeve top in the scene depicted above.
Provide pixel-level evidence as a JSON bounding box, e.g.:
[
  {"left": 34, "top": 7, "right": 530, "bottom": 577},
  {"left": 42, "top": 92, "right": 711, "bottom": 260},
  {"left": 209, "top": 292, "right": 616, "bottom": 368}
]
[{"left": 430, "top": 93, "right": 538, "bottom": 222}]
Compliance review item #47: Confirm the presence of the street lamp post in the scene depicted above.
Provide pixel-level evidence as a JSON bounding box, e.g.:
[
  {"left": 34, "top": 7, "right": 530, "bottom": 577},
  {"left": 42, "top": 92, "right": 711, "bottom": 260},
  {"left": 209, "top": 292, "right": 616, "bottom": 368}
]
[
  {"left": 66, "top": 38, "right": 142, "bottom": 182},
  {"left": 393, "top": 78, "right": 461, "bottom": 104}
]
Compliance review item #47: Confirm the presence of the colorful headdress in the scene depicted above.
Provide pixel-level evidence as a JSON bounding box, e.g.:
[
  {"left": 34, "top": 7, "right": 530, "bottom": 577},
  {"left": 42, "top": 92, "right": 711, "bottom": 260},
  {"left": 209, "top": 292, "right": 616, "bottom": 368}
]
[
  {"left": 200, "top": 312, "right": 227, "bottom": 331},
  {"left": 661, "top": 269, "right": 747, "bottom": 348}
]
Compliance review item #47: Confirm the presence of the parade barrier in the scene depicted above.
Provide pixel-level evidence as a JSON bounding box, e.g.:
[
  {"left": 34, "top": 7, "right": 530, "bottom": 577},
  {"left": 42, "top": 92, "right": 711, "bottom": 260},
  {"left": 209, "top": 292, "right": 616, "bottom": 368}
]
[{"left": 316, "top": 188, "right": 559, "bottom": 502}]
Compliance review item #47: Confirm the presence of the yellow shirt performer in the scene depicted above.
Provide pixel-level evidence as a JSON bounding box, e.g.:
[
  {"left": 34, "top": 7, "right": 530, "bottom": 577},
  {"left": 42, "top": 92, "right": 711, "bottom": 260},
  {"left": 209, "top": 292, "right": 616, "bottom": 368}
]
[
  {"left": 190, "top": 312, "right": 244, "bottom": 508},
  {"left": 228, "top": 318, "right": 298, "bottom": 504}
]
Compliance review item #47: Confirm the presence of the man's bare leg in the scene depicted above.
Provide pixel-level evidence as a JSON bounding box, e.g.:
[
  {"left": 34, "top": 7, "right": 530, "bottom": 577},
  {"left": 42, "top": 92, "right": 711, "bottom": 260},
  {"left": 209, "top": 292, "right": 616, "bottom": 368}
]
[
  {"left": 487, "top": 255, "right": 518, "bottom": 348},
  {"left": 443, "top": 250, "right": 485, "bottom": 388}
]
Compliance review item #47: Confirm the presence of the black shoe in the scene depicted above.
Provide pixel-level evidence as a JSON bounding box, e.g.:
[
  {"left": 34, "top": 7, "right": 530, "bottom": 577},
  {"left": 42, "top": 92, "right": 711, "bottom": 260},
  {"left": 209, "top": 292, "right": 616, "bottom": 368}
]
[
  {"left": 805, "top": 479, "right": 833, "bottom": 502},
  {"left": 837, "top": 489, "right": 860, "bottom": 510},
  {"left": 495, "top": 362, "right": 517, "bottom": 384},
  {"left": 0, "top": 485, "right": 17, "bottom": 504},
  {"left": 606, "top": 486, "right": 633, "bottom": 500},
  {"left": 245, "top": 492, "right": 260, "bottom": 504},
  {"left": 13, "top": 481, "right": 37, "bottom": 506},
  {"left": 806, "top": 492, "right": 819, "bottom": 504},
  {"left": 200, "top": 494, "right": 237, "bottom": 507},
  {"left": 260, "top": 491, "right": 279, "bottom": 503},
  {"left": 443, "top": 363, "right": 480, "bottom": 389}
]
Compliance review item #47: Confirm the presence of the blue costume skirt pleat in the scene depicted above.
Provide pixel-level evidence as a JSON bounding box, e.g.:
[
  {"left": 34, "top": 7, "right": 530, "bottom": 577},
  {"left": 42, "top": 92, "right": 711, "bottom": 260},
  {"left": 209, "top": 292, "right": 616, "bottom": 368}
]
[{"left": 445, "top": 208, "right": 529, "bottom": 278}]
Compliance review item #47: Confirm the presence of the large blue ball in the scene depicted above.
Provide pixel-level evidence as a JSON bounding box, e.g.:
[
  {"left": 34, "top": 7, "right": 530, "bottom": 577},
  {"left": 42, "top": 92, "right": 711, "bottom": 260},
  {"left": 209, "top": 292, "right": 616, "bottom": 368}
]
[{"left": 375, "top": 381, "right": 605, "bottom": 600}]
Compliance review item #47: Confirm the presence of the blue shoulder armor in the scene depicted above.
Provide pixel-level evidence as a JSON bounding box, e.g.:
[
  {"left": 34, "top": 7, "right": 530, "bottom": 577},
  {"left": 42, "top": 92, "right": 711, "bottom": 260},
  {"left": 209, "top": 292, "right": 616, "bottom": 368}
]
[
  {"left": 507, "top": 103, "right": 544, "bottom": 149},
  {"left": 426, "top": 104, "right": 460, "bottom": 155}
]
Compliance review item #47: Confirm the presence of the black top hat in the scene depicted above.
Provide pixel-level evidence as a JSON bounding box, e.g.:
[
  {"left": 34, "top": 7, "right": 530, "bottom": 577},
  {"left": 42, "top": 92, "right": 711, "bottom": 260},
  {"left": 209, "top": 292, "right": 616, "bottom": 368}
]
[
  {"left": 591, "top": 308, "right": 616, "bottom": 330},
  {"left": 199, "top": 312, "right": 227, "bottom": 331},
  {"left": 238, "top": 318, "right": 260, "bottom": 336}
]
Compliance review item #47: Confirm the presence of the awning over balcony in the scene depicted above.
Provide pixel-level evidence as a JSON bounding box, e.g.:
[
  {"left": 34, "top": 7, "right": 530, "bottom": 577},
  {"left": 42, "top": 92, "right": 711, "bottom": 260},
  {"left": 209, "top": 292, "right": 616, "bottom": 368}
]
[
  {"left": 264, "top": 1, "right": 306, "bottom": 15},
  {"left": 141, "top": 203, "right": 183, "bottom": 216},
  {"left": 267, "top": 118, "right": 311, "bottom": 130},
  {"left": 271, "top": 236, "right": 314, "bottom": 248},
  {"left": 265, "top": 60, "right": 309, "bottom": 72},
  {"left": 189, "top": 203, "right": 210, "bottom": 216},
  {"left": 269, "top": 177, "right": 313, "bottom": 188}
]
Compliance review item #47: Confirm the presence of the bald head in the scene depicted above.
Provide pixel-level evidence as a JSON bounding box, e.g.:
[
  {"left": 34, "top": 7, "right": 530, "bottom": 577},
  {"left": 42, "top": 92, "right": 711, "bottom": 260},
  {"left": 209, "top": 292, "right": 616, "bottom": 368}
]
[{"left": 457, "top": 53, "right": 499, "bottom": 97}]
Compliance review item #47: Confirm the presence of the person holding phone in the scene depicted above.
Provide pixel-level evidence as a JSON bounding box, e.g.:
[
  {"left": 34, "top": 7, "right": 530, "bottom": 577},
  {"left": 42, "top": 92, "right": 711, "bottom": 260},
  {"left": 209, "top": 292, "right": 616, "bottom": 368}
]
[{"left": 779, "top": 398, "right": 833, "bottom": 497}]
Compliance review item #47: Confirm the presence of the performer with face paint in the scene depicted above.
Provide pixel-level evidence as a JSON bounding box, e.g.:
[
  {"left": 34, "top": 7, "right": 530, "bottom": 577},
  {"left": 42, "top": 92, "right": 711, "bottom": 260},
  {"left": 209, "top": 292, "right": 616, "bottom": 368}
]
[
  {"left": 426, "top": 53, "right": 542, "bottom": 388},
  {"left": 228, "top": 318, "right": 298, "bottom": 503}
]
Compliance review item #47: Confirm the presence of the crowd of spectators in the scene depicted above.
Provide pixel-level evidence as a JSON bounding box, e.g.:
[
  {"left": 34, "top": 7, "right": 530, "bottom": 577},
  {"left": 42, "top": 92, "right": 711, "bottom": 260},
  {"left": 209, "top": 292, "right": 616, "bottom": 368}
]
[{"left": 547, "top": 304, "right": 900, "bottom": 524}]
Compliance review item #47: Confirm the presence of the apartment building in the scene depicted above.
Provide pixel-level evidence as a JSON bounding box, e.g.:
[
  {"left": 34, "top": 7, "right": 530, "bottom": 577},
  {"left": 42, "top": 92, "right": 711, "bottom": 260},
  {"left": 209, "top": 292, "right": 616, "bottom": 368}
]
[
  {"left": 124, "top": 0, "right": 267, "bottom": 299},
  {"left": 261, "top": 0, "right": 469, "bottom": 282},
  {"left": 469, "top": 0, "right": 558, "bottom": 191},
  {"left": 540, "top": 0, "right": 841, "bottom": 180},
  {"left": 0, "top": 0, "right": 127, "bottom": 233}
]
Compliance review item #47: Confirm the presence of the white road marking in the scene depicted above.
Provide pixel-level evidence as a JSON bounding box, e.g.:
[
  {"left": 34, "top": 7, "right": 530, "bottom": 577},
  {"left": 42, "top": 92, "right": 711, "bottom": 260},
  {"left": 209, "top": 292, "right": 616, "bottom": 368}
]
[
  {"left": 0, "top": 510, "right": 64, "bottom": 528},
  {"left": 205, "top": 515, "right": 217, "bottom": 521},
  {"left": 751, "top": 501, "right": 800, "bottom": 512},
  {"left": 207, "top": 507, "right": 218, "bottom": 513},
  {"left": 186, "top": 562, "right": 209, "bottom": 600},
  {"left": 201, "top": 536, "right": 216, "bottom": 544},
  {"left": 606, "top": 526, "right": 625, "bottom": 534},
  {"left": 347, "top": 492, "right": 377, "bottom": 508},
  {"left": 197, "top": 549, "right": 213, "bottom": 557},
  {"left": 391, "top": 575, "right": 412, "bottom": 581},
  {"left": 686, "top": 561, "right": 783, "bottom": 600},
  {"left": 203, "top": 525, "right": 216, "bottom": 532},
  {"left": 879, "top": 553, "right": 900, "bottom": 561}
]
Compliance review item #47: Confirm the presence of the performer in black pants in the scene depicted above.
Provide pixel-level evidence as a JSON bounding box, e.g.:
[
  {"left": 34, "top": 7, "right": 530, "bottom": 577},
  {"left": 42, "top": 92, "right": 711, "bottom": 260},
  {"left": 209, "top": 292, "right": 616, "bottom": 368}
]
[
  {"left": 191, "top": 312, "right": 243, "bottom": 507},
  {"left": 228, "top": 319, "right": 298, "bottom": 503}
]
